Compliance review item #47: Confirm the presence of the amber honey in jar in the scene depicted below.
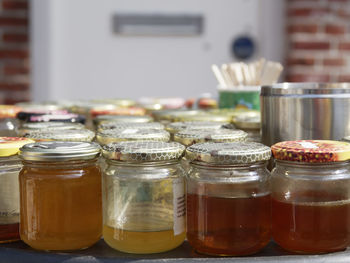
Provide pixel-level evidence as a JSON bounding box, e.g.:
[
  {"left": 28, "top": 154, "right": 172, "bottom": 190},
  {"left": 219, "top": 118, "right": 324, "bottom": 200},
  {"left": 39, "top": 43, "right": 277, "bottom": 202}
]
[
  {"left": 0, "top": 137, "right": 34, "bottom": 243},
  {"left": 186, "top": 142, "right": 271, "bottom": 256},
  {"left": 102, "top": 141, "right": 186, "bottom": 254},
  {"left": 19, "top": 141, "right": 102, "bottom": 251},
  {"left": 271, "top": 140, "right": 350, "bottom": 254}
]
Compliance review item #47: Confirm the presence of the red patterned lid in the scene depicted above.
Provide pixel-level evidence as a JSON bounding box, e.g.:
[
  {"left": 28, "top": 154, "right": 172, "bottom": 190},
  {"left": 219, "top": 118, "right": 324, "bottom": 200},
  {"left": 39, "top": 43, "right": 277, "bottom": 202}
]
[{"left": 271, "top": 140, "right": 350, "bottom": 163}]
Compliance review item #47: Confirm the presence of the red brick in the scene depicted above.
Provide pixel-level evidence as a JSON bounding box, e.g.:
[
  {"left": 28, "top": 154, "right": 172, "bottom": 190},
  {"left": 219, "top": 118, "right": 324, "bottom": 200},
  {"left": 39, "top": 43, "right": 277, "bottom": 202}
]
[
  {"left": 338, "top": 75, "right": 350, "bottom": 82},
  {"left": 325, "top": 24, "right": 346, "bottom": 35},
  {"left": 0, "top": 17, "right": 27, "bottom": 26},
  {"left": 3, "top": 33, "right": 28, "bottom": 43},
  {"left": 287, "top": 24, "right": 318, "bottom": 33},
  {"left": 323, "top": 58, "right": 345, "bottom": 66},
  {"left": 293, "top": 41, "right": 330, "bottom": 50},
  {"left": 339, "top": 42, "right": 350, "bottom": 50},
  {"left": 2, "top": 0, "right": 28, "bottom": 10},
  {"left": 337, "top": 9, "right": 350, "bottom": 18},
  {"left": 286, "top": 74, "right": 330, "bottom": 82},
  {"left": 0, "top": 49, "right": 28, "bottom": 59},
  {"left": 288, "top": 7, "right": 329, "bottom": 17},
  {"left": 0, "top": 83, "right": 29, "bottom": 91},
  {"left": 4, "top": 65, "right": 29, "bottom": 75},
  {"left": 287, "top": 57, "right": 315, "bottom": 66}
]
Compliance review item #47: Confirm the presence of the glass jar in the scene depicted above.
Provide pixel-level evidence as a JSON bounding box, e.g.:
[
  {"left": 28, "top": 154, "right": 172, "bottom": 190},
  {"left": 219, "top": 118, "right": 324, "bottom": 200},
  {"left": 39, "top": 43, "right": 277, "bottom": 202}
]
[
  {"left": 16, "top": 122, "right": 85, "bottom": 137},
  {"left": 94, "top": 114, "right": 152, "bottom": 128},
  {"left": 0, "top": 137, "right": 34, "bottom": 243},
  {"left": 186, "top": 142, "right": 271, "bottom": 256},
  {"left": 97, "top": 122, "right": 164, "bottom": 133},
  {"left": 271, "top": 140, "right": 350, "bottom": 254},
  {"left": 23, "top": 128, "right": 95, "bottom": 142},
  {"left": 102, "top": 141, "right": 186, "bottom": 254},
  {"left": 233, "top": 111, "right": 261, "bottom": 142},
  {"left": 19, "top": 141, "right": 102, "bottom": 251},
  {"left": 0, "top": 105, "right": 22, "bottom": 137},
  {"left": 96, "top": 128, "right": 170, "bottom": 145}
]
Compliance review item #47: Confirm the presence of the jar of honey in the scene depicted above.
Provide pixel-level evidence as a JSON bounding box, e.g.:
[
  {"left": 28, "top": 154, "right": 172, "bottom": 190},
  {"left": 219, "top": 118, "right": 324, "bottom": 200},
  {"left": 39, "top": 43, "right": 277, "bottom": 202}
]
[
  {"left": 233, "top": 111, "right": 261, "bottom": 142},
  {"left": 186, "top": 142, "right": 271, "bottom": 256},
  {"left": 271, "top": 140, "right": 350, "bottom": 254},
  {"left": 0, "top": 137, "right": 34, "bottom": 243},
  {"left": 102, "top": 141, "right": 186, "bottom": 254},
  {"left": 94, "top": 114, "right": 153, "bottom": 128},
  {"left": 19, "top": 141, "right": 102, "bottom": 251},
  {"left": 16, "top": 122, "right": 85, "bottom": 137}
]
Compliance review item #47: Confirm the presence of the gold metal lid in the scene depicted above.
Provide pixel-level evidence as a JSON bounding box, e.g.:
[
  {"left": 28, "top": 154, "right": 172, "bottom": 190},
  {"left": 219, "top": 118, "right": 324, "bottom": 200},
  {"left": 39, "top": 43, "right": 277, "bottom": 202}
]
[
  {"left": 23, "top": 129, "right": 95, "bottom": 142},
  {"left": 90, "top": 99, "right": 136, "bottom": 108},
  {"left": 209, "top": 108, "right": 252, "bottom": 118},
  {"left": 152, "top": 110, "right": 205, "bottom": 122},
  {"left": 175, "top": 129, "right": 248, "bottom": 146},
  {"left": 186, "top": 142, "right": 271, "bottom": 164},
  {"left": 98, "top": 122, "right": 164, "bottom": 132},
  {"left": 19, "top": 141, "right": 100, "bottom": 162},
  {"left": 15, "top": 102, "right": 64, "bottom": 111},
  {"left": 102, "top": 141, "right": 185, "bottom": 162},
  {"left": 174, "top": 113, "right": 232, "bottom": 123},
  {"left": 97, "top": 128, "right": 170, "bottom": 145},
  {"left": 166, "top": 121, "right": 229, "bottom": 134},
  {"left": 233, "top": 111, "right": 260, "bottom": 129},
  {"left": 17, "top": 122, "right": 85, "bottom": 137},
  {"left": 0, "top": 137, "right": 34, "bottom": 157},
  {"left": 94, "top": 114, "right": 153, "bottom": 125}
]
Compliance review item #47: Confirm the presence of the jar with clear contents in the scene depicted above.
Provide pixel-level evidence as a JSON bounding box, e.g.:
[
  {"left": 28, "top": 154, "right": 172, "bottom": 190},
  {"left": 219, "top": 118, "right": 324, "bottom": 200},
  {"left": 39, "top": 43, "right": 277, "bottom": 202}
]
[
  {"left": 0, "top": 137, "right": 34, "bottom": 243},
  {"left": 102, "top": 141, "right": 186, "bottom": 254},
  {"left": 186, "top": 142, "right": 271, "bottom": 256},
  {"left": 271, "top": 140, "right": 350, "bottom": 254},
  {"left": 19, "top": 141, "right": 102, "bottom": 251}
]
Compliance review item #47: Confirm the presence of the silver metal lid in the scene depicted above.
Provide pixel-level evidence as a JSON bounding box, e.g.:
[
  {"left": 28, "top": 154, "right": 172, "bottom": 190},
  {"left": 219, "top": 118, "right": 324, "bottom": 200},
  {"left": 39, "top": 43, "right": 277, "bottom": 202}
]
[
  {"left": 95, "top": 115, "right": 153, "bottom": 125},
  {"left": 102, "top": 141, "right": 185, "bottom": 162},
  {"left": 233, "top": 111, "right": 260, "bottom": 129},
  {"left": 174, "top": 129, "right": 248, "bottom": 146},
  {"left": 17, "top": 122, "right": 85, "bottom": 136},
  {"left": 98, "top": 122, "right": 164, "bottom": 132},
  {"left": 97, "top": 128, "right": 170, "bottom": 145},
  {"left": 166, "top": 121, "right": 229, "bottom": 134},
  {"left": 186, "top": 142, "right": 271, "bottom": 164},
  {"left": 19, "top": 141, "right": 100, "bottom": 161},
  {"left": 23, "top": 129, "right": 95, "bottom": 142}
]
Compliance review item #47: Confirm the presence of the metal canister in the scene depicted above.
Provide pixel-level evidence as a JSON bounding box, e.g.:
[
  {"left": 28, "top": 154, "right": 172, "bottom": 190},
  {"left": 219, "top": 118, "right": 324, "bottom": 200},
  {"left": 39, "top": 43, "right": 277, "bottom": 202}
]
[{"left": 261, "top": 83, "right": 350, "bottom": 146}]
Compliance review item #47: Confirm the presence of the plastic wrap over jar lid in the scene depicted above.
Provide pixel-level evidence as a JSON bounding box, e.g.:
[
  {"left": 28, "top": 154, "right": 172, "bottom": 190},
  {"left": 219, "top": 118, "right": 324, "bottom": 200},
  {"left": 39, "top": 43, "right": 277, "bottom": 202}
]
[
  {"left": 98, "top": 122, "right": 164, "bottom": 132},
  {"left": 272, "top": 140, "right": 350, "bottom": 163},
  {"left": 0, "top": 137, "right": 34, "bottom": 157},
  {"left": 233, "top": 111, "right": 260, "bottom": 129},
  {"left": 186, "top": 142, "right": 271, "bottom": 164},
  {"left": 175, "top": 129, "right": 248, "bottom": 146},
  {"left": 95, "top": 114, "right": 153, "bottom": 125},
  {"left": 97, "top": 128, "right": 170, "bottom": 145},
  {"left": 17, "top": 122, "right": 85, "bottom": 136},
  {"left": 102, "top": 141, "right": 185, "bottom": 161},
  {"left": 19, "top": 141, "right": 100, "bottom": 161},
  {"left": 23, "top": 129, "right": 95, "bottom": 142},
  {"left": 166, "top": 121, "right": 229, "bottom": 134}
]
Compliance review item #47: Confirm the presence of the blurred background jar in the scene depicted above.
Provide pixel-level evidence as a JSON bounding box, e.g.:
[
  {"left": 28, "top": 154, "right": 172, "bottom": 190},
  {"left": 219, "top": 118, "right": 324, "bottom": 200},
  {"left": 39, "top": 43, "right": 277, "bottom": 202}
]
[
  {"left": 186, "top": 142, "right": 271, "bottom": 256},
  {"left": 19, "top": 141, "right": 102, "bottom": 251},
  {"left": 0, "top": 106, "right": 22, "bottom": 137},
  {"left": 0, "top": 137, "right": 34, "bottom": 243},
  {"left": 271, "top": 140, "right": 350, "bottom": 254},
  {"left": 102, "top": 141, "right": 186, "bottom": 254}
]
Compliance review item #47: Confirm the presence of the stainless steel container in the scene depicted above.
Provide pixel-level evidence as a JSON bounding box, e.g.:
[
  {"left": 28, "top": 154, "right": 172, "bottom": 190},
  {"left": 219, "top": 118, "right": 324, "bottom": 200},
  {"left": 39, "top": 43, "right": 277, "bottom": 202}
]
[{"left": 261, "top": 83, "right": 350, "bottom": 146}]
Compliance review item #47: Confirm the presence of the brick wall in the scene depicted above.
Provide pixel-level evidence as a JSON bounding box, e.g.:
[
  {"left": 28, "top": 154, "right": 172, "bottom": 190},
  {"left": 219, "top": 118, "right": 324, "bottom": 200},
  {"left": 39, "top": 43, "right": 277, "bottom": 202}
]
[
  {"left": 286, "top": 0, "right": 350, "bottom": 82},
  {"left": 0, "top": 0, "right": 29, "bottom": 104}
]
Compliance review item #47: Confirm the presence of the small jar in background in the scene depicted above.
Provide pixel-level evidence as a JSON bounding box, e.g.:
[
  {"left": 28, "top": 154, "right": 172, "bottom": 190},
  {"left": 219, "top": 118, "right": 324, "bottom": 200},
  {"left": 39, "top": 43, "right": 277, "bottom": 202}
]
[
  {"left": 186, "top": 142, "right": 271, "bottom": 256},
  {"left": 232, "top": 111, "right": 261, "bottom": 142},
  {"left": 94, "top": 114, "right": 153, "bottom": 130},
  {"left": 271, "top": 140, "right": 350, "bottom": 254},
  {"left": 23, "top": 128, "right": 95, "bottom": 142},
  {"left": 16, "top": 122, "right": 85, "bottom": 137},
  {"left": 102, "top": 141, "right": 186, "bottom": 254},
  {"left": 19, "top": 141, "right": 102, "bottom": 251},
  {"left": 0, "top": 137, "right": 34, "bottom": 243},
  {"left": 96, "top": 128, "right": 170, "bottom": 145},
  {"left": 97, "top": 122, "right": 164, "bottom": 133},
  {"left": 0, "top": 105, "right": 22, "bottom": 137}
]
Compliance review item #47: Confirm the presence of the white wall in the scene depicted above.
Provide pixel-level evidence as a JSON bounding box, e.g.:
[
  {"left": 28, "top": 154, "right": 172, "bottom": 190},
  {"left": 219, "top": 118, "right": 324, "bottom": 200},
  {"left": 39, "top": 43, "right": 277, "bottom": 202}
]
[{"left": 31, "top": 0, "right": 286, "bottom": 101}]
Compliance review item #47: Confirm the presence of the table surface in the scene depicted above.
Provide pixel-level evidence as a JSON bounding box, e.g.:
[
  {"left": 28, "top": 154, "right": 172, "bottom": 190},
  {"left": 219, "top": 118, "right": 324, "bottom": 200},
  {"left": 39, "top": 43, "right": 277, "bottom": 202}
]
[{"left": 0, "top": 240, "right": 350, "bottom": 263}]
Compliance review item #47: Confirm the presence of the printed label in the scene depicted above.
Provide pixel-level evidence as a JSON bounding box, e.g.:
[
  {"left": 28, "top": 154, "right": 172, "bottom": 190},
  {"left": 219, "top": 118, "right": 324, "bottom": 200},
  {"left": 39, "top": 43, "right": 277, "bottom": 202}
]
[
  {"left": 173, "top": 178, "right": 185, "bottom": 236},
  {"left": 298, "top": 142, "right": 318, "bottom": 149}
]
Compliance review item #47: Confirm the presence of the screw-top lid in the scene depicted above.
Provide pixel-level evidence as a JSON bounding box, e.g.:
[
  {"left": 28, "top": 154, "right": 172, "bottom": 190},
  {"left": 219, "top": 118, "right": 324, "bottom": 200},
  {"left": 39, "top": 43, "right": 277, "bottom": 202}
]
[
  {"left": 272, "top": 140, "right": 350, "bottom": 163},
  {"left": 17, "top": 122, "right": 85, "bottom": 137},
  {"left": 0, "top": 105, "right": 22, "bottom": 119},
  {"left": 91, "top": 107, "right": 146, "bottom": 118},
  {"left": 97, "top": 128, "right": 170, "bottom": 145},
  {"left": 19, "top": 141, "right": 100, "bottom": 161},
  {"left": 166, "top": 121, "right": 229, "bottom": 135},
  {"left": 94, "top": 115, "right": 153, "bottom": 125},
  {"left": 233, "top": 111, "right": 260, "bottom": 129},
  {"left": 23, "top": 129, "right": 95, "bottom": 142},
  {"left": 186, "top": 142, "right": 271, "bottom": 164},
  {"left": 174, "top": 113, "right": 231, "bottom": 123},
  {"left": 90, "top": 98, "right": 136, "bottom": 108},
  {"left": 98, "top": 122, "right": 164, "bottom": 132},
  {"left": 0, "top": 137, "right": 35, "bottom": 157},
  {"left": 175, "top": 129, "right": 248, "bottom": 146},
  {"left": 102, "top": 141, "right": 185, "bottom": 162}
]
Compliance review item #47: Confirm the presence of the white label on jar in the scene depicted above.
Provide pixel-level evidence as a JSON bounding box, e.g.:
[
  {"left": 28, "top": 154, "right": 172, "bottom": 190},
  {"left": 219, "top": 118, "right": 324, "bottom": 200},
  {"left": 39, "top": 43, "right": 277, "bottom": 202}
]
[{"left": 173, "top": 178, "right": 185, "bottom": 236}]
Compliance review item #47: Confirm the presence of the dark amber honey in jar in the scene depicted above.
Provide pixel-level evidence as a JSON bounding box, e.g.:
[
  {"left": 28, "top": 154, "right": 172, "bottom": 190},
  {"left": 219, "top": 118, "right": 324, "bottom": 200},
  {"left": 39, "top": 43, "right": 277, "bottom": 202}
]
[
  {"left": 271, "top": 140, "right": 350, "bottom": 254},
  {"left": 186, "top": 142, "right": 272, "bottom": 256},
  {"left": 19, "top": 141, "right": 102, "bottom": 251}
]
